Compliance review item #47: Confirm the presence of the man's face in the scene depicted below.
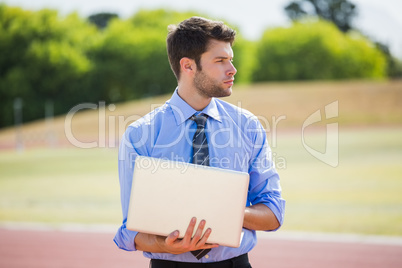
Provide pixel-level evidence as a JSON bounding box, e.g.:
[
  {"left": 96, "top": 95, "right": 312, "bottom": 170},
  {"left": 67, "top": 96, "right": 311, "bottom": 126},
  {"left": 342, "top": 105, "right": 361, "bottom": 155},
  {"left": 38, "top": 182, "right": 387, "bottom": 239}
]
[{"left": 193, "top": 40, "right": 237, "bottom": 98}]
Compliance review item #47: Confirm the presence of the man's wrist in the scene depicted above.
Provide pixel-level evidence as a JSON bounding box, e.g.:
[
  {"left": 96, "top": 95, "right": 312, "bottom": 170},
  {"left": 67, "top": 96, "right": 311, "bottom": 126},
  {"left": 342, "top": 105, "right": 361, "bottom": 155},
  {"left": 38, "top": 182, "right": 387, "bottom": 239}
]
[
  {"left": 135, "top": 233, "right": 165, "bottom": 253},
  {"left": 153, "top": 235, "right": 168, "bottom": 253}
]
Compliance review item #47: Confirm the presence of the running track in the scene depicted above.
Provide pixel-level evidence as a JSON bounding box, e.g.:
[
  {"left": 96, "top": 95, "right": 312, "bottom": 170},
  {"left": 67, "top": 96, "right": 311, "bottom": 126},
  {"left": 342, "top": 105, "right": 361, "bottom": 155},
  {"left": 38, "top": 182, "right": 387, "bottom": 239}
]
[{"left": 1, "top": 225, "right": 401, "bottom": 268}]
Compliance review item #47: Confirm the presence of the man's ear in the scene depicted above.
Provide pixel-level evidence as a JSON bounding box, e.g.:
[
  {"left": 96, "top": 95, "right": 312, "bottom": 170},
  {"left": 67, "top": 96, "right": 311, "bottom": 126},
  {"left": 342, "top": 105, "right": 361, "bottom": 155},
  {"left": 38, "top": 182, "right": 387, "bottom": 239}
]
[{"left": 179, "top": 57, "right": 196, "bottom": 75}]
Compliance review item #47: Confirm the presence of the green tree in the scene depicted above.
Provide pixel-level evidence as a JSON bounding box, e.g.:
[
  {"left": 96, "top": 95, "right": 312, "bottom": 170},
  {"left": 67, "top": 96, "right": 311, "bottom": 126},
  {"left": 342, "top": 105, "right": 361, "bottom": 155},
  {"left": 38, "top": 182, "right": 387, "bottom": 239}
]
[
  {"left": 0, "top": 6, "right": 255, "bottom": 128},
  {"left": 88, "top": 12, "right": 118, "bottom": 29},
  {"left": 129, "top": 9, "right": 199, "bottom": 31},
  {"left": 88, "top": 19, "right": 176, "bottom": 102},
  {"left": 252, "top": 20, "right": 386, "bottom": 82},
  {"left": 285, "top": 0, "right": 357, "bottom": 32},
  {"left": 375, "top": 42, "right": 402, "bottom": 78},
  {"left": 0, "top": 4, "right": 99, "bottom": 127}
]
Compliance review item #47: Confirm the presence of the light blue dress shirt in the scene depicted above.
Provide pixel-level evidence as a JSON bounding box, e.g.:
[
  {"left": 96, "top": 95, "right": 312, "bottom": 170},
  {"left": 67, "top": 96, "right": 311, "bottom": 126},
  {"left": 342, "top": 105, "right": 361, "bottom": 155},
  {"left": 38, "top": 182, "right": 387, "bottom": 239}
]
[{"left": 114, "top": 89, "right": 285, "bottom": 263}]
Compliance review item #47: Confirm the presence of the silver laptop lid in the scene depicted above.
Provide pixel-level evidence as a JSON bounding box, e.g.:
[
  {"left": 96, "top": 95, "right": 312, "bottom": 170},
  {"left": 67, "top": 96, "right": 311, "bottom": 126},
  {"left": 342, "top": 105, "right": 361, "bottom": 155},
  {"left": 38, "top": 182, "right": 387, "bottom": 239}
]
[{"left": 126, "top": 156, "right": 249, "bottom": 248}]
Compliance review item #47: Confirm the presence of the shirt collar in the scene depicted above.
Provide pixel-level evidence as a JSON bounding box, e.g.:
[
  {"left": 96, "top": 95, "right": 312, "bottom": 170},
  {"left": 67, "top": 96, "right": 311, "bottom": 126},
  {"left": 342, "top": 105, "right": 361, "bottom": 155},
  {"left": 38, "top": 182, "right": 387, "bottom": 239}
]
[{"left": 168, "top": 88, "right": 222, "bottom": 125}]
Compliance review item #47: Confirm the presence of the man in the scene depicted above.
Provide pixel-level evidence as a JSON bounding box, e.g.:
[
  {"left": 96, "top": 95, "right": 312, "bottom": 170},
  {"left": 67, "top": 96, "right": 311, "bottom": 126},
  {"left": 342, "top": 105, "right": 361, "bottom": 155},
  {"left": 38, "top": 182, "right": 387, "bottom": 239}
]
[{"left": 114, "top": 17, "right": 285, "bottom": 267}]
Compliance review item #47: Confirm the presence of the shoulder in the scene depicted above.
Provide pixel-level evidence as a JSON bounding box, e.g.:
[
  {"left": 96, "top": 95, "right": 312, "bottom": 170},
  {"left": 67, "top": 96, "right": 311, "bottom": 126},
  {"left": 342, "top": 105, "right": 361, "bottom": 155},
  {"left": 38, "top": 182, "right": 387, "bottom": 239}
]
[
  {"left": 121, "top": 102, "right": 171, "bottom": 151},
  {"left": 214, "top": 98, "right": 267, "bottom": 144},
  {"left": 132, "top": 103, "right": 169, "bottom": 125},
  {"left": 126, "top": 102, "right": 170, "bottom": 132}
]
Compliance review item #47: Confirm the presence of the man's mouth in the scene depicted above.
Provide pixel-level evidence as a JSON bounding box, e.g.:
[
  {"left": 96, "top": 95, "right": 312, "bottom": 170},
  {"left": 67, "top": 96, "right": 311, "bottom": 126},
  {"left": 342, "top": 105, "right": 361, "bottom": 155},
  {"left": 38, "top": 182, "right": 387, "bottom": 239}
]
[{"left": 224, "top": 79, "right": 234, "bottom": 86}]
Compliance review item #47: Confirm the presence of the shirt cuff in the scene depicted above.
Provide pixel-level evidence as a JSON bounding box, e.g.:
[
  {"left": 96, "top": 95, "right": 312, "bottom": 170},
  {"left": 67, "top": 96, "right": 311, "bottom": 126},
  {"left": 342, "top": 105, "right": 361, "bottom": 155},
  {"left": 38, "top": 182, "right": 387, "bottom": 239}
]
[
  {"left": 114, "top": 225, "right": 139, "bottom": 251},
  {"left": 263, "top": 199, "right": 286, "bottom": 232}
]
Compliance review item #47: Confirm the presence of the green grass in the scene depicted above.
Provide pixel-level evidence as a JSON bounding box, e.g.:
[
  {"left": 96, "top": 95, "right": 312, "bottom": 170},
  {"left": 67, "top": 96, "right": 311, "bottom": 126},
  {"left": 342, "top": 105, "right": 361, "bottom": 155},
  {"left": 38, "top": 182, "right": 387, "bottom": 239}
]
[
  {"left": 274, "top": 126, "right": 402, "bottom": 236},
  {"left": 1, "top": 126, "right": 401, "bottom": 236},
  {"left": 0, "top": 148, "right": 121, "bottom": 224}
]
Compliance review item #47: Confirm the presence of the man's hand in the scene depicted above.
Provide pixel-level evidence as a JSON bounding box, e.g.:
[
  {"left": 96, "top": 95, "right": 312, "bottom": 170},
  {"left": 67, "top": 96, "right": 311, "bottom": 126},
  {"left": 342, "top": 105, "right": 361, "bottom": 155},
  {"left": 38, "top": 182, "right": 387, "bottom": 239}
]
[
  {"left": 135, "top": 217, "right": 219, "bottom": 254},
  {"left": 160, "top": 217, "right": 219, "bottom": 254}
]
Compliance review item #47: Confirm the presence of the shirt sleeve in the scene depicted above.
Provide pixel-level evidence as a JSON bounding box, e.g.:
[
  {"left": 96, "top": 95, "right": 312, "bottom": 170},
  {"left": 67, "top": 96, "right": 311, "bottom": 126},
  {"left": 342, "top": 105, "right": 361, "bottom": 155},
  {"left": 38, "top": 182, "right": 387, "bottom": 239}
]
[
  {"left": 113, "top": 125, "right": 148, "bottom": 251},
  {"left": 247, "top": 117, "right": 286, "bottom": 230}
]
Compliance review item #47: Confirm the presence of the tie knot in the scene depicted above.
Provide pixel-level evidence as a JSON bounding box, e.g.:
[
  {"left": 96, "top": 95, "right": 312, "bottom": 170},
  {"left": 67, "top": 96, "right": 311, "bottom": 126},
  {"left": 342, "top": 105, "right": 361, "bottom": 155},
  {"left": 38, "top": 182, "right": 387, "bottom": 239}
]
[{"left": 192, "top": 114, "right": 208, "bottom": 128}]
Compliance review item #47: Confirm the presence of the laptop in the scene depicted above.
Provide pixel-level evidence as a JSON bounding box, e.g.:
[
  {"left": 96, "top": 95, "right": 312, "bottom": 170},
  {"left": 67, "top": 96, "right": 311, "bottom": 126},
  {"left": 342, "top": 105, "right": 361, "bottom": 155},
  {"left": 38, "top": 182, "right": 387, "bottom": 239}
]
[{"left": 126, "top": 156, "right": 250, "bottom": 248}]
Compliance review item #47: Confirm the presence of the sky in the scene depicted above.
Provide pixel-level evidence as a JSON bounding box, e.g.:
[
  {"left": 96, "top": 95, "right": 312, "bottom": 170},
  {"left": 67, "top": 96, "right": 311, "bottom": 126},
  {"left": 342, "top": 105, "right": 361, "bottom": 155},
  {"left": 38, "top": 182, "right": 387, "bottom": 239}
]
[{"left": 2, "top": 0, "right": 402, "bottom": 58}]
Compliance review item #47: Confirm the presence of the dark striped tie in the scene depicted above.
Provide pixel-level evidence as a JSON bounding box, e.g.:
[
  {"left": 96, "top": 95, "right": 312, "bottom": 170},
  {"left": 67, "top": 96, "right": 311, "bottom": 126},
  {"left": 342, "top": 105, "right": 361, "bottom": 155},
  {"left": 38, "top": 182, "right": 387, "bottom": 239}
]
[
  {"left": 191, "top": 114, "right": 211, "bottom": 260},
  {"left": 192, "top": 114, "right": 209, "bottom": 166}
]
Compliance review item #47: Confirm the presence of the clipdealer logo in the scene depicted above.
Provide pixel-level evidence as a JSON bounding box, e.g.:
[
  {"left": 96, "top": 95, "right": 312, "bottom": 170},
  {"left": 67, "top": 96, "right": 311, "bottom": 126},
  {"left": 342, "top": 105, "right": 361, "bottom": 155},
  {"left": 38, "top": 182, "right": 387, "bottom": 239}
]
[
  {"left": 64, "top": 100, "right": 339, "bottom": 168},
  {"left": 301, "top": 101, "right": 339, "bottom": 167}
]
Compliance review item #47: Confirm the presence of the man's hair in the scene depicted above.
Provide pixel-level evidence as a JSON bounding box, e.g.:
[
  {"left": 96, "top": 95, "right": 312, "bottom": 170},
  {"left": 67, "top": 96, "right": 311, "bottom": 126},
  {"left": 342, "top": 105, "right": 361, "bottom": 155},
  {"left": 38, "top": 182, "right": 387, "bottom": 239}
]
[{"left": 166, "top": 16, "right": 236, "bottom": 80}]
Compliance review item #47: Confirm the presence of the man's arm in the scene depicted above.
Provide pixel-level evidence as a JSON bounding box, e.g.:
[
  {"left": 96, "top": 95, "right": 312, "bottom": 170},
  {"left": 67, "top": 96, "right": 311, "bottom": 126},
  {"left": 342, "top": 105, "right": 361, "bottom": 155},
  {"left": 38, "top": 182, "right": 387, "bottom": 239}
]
[
  {"left": 243, "top": 117, "right": 285, "bottom": 232},
  {"left": 135, "top": 217, "right": 219, "bottom": 254},
  {"left": 243, "top": 203, "right": 280, "bottom": 231}
]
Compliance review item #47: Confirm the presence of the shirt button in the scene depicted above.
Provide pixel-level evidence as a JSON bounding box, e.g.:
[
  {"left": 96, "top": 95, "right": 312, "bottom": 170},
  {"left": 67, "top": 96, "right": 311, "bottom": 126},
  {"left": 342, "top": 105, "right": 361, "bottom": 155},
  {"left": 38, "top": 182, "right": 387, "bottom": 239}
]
[{"left": 205, "top": 255, "right": 209, "bottom": 259}]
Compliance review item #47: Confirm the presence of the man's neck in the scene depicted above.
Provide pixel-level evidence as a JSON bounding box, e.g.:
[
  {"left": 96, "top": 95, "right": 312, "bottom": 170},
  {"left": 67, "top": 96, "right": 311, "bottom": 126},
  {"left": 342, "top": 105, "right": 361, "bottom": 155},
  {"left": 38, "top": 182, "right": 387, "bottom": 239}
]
[{"left": 177, "top": 85, "right": 212, "bottom": 111}]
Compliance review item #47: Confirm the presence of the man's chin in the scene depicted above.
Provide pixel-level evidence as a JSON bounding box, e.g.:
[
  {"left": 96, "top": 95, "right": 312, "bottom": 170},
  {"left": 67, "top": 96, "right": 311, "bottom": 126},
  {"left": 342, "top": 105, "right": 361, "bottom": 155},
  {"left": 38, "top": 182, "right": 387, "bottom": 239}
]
[
  {"left": 197, "top": 85, "right": 233, "bottom": 98},
  {"left": 221, "top": 87, "right": 233, "bottom": 97},
  {"left": 213, "top": 89, "right": 232, "bottom": 98}
]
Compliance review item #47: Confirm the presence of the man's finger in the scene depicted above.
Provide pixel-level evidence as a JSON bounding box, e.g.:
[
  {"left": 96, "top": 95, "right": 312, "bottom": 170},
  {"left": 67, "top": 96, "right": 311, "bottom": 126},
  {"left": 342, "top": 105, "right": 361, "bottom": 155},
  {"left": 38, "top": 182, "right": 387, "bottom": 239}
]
[
  {"left": 165, "top": 230, "right": 180, "bottom": 245},
  {"left": 196, "top": 228, "right": 213, "bottom": 247},
  {"left": 182, "top": 217, "right": 197, "bottom": 244},
  {"left": 190, "top": 219, "right": 205, "bottom": 246}
]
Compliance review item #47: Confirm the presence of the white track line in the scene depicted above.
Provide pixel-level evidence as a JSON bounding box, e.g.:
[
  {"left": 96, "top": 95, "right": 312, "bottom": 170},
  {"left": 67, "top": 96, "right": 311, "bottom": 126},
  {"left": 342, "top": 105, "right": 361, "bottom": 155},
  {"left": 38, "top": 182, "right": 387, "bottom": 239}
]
[
  {"left": 0, "top": 221, "right": 118, "bottom": 233},
  {"left": 258, "top": 230, "right": 402, "bottom": 246},
  {"left": 2, "top": 221, "right": 402, "bottom": 246}
]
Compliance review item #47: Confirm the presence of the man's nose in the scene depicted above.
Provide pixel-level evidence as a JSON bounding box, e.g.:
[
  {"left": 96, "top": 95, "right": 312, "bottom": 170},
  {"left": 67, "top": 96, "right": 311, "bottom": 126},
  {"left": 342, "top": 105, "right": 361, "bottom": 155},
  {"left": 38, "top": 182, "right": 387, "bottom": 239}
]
[{"left": 227, "top": 62, "right": 237, "bottom": 76}]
